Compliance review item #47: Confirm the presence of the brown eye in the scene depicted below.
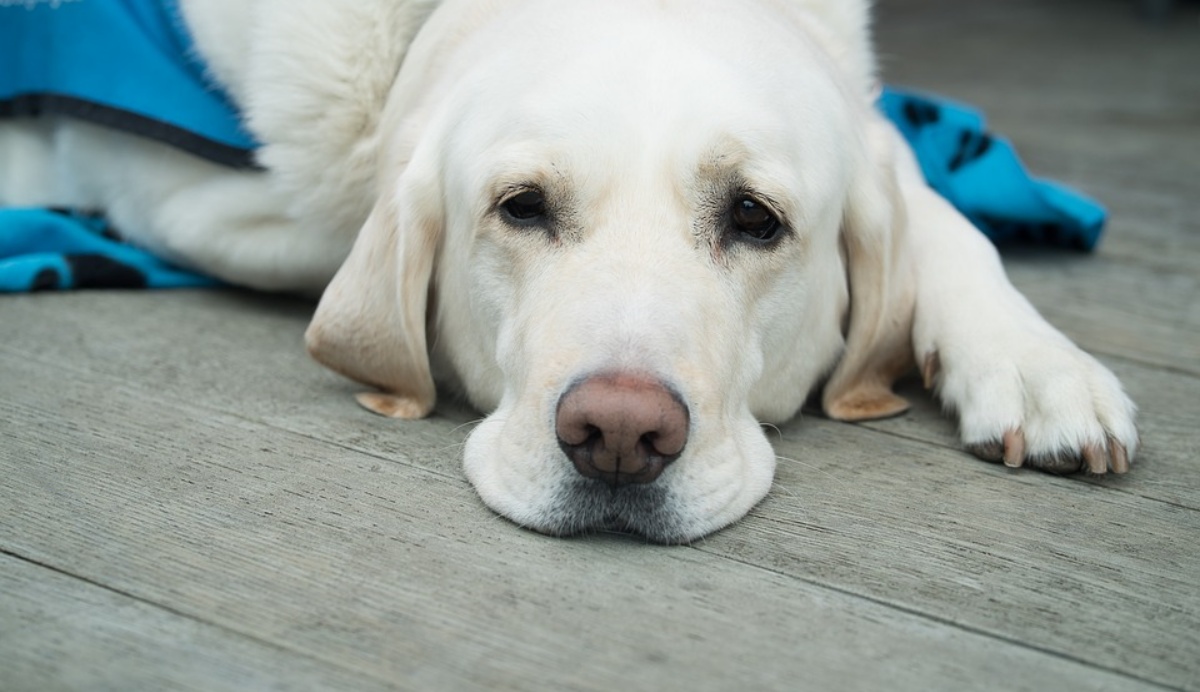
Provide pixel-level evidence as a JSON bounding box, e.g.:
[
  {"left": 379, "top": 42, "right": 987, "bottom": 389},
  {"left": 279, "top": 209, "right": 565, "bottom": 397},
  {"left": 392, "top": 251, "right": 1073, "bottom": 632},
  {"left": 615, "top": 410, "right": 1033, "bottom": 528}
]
[
  {"left": 731, "top": 197, "right": 781, "bottom": 243},
  {"left": 501, "top": 189, "right": 547, "bottom": 224}
]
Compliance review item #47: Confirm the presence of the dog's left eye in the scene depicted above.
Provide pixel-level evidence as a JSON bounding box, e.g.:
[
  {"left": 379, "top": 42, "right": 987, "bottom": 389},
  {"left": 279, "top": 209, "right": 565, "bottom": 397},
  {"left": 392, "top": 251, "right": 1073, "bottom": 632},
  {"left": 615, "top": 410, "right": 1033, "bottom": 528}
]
[
  {"left": 501, "top": 189, "right": 547, "bottom": 224},
  {"left": 731, "top": 197, "right": 782, "bottom": 244}
]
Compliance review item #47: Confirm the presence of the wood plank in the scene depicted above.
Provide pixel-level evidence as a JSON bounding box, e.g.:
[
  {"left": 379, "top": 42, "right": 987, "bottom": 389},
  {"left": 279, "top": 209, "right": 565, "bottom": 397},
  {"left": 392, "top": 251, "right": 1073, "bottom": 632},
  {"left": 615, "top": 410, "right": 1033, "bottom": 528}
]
[
  {"left": 1003, "top": 253, "right": 1200, "bottom": 375},
  {"left": 3, "top": 302, "right": 1197, "bottom": 689},
  {"left": 1082, "top": 182, "right": 1200, "bottom": 277},
  {"left": 858, "top": 358, "right": 1200, "bottom": 511},
  {"left": 0, "top": 354, "right": 1152, "bottom": 691},
  {"left": 0, "top": 555, "right": 393, "bottom": 692},
  {"left": 877, "top": 0, "right": 1200, "bottom": 149},
  {"left": 3, "top": 284, "right": 1196, "bottom": 506},
  {"left": 721, "top": 415, "right": 1200, "bottom": 691}
]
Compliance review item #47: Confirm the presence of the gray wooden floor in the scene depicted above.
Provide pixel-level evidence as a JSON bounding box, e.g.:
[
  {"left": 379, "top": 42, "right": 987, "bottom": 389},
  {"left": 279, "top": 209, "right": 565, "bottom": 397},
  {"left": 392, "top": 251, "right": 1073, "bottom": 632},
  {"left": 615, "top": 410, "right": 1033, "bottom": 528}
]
[{"left": 3, "top": 1, "right": 1198, "bottom": 690}]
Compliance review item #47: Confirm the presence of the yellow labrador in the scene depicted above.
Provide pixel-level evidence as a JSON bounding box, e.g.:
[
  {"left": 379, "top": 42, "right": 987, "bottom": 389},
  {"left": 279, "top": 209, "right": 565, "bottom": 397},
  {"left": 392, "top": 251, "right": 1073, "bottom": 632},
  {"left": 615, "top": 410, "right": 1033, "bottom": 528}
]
[{"left": 1, "top": 0, "right": 1138, "bottom": 543}]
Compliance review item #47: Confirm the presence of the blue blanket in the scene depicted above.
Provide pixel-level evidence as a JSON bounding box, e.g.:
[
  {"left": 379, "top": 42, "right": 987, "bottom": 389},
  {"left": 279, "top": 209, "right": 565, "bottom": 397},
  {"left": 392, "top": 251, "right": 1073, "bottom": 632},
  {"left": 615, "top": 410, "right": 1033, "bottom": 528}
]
[
  {"left": 878, "top": 88, "right": 1105, "bottom": 251},
  {"left": 0, "top": 209, "right": 218, "bottom": 291},
  {"left": 0, "top": 0, "right": 1108, "bottom": 292}
]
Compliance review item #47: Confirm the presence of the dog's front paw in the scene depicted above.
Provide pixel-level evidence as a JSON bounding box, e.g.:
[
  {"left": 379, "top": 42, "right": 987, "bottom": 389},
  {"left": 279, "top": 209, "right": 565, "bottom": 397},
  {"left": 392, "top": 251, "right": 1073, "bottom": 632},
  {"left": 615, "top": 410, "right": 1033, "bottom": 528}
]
[{"left": 924, "top": 334, "right": 1138, "bottom": 475}]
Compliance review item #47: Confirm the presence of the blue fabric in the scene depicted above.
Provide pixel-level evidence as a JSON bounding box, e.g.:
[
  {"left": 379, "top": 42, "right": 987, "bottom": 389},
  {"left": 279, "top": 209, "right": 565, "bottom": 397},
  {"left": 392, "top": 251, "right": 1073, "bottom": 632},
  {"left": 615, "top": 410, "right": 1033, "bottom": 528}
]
[
  {"left": 0, "top": 0, "right": 258, "bottom": 167},
  {"left": 0, "top": 4, "right": 1108, "bottom": 293},
  {"left": 0, "top": 209, "right": 218, "bottom": 291},
  {"left": 880, "top": 87, "right": 1106, "bottom": 251}
]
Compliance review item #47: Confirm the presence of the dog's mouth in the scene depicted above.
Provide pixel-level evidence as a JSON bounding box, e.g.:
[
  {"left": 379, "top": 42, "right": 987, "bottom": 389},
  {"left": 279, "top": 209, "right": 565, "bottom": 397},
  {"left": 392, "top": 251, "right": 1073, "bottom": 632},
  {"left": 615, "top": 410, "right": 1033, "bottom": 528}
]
[{"left": 532, "top": 477, "right": 695, "bottom": 545}]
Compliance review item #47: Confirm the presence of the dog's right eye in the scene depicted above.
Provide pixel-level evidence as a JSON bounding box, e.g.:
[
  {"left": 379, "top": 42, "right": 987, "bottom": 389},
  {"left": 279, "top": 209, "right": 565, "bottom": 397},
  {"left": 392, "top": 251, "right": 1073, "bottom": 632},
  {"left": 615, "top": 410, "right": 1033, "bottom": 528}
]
[
  {"left": 500, "top": 190, "right": 547, "bottom": 224},
  {"left": 728, "top": 195, "right": 784, "bottom": 246}
]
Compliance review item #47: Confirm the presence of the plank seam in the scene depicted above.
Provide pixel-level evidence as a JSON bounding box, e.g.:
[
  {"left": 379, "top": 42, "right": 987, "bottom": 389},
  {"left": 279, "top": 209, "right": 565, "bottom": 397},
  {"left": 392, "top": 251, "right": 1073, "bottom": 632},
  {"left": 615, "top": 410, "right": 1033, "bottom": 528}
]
[
  {"left": 0, "top": 547, "right": 404, "bottom": 690},
  {"left": 689, "top": 545, "right": 1186, "bottom": 692}
]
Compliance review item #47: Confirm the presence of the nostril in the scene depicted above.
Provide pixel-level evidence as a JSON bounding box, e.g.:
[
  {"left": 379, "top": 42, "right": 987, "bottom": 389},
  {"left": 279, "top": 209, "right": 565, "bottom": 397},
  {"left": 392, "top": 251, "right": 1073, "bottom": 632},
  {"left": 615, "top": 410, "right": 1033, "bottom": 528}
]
[
  {"left": 559, "top": 422, "right": 601, "bottom": 449},
  {"left": 555, "top": 373, "right": 690, "bottom": 486},
  {"left": 641, "top": 417, "right": 688, "bottom": 459},
  {"left": 640, "top": 432, "right": 672, "bottom": 460}
]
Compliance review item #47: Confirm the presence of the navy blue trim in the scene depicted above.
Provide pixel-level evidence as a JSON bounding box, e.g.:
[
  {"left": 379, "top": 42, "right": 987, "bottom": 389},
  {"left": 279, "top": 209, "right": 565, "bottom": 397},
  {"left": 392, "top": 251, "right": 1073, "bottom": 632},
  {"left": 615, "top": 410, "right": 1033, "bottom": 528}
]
[{"left": 1, "top": 92, "right": 260, "bottom": 170}]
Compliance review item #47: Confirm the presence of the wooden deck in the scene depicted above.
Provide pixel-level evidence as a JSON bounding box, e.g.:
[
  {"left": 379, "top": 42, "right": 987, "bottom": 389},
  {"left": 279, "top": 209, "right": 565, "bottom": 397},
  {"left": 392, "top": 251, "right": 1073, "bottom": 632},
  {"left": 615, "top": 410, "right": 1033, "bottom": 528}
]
[{"left": 3, "top": 1, "right": 1197, "bottom": 689}]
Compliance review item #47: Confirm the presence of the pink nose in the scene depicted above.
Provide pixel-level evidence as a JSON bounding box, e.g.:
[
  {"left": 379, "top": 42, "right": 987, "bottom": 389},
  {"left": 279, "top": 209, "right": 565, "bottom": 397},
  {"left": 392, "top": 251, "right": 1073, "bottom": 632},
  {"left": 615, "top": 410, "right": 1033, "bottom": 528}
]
[{"left": 555, "top": 373, "right": 690, "bottom": 486}]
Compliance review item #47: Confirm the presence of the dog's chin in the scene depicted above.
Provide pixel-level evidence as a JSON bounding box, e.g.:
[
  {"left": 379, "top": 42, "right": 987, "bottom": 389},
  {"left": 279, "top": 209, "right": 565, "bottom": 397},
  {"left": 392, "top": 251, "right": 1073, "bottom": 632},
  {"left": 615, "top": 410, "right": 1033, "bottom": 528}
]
[
  {"left": 519, "top": 480, "right": 683, "bottom": 544},
  {"left": 463, "top": 438, "right": 698, "bottom": 544},
  {"left": 462, "top": 411, "right": 777, "bottom": 545}
]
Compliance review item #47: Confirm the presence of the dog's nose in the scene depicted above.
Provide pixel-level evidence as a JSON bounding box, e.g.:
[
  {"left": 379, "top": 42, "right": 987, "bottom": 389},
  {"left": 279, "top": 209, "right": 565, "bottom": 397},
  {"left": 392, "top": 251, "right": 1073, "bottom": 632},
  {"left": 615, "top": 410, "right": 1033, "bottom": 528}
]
[{"left": 555, "top": 373, "right": 689, "bottom": 486}]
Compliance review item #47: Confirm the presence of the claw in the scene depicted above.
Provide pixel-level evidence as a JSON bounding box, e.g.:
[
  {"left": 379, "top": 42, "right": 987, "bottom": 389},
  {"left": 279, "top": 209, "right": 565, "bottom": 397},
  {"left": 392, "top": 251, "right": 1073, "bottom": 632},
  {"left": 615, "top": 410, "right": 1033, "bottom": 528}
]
[
  {"left": 1082, "top": 442, "right": 1109, "bottom": 475},
  {"left": 1002, "top": 429, "right": 1026, "bottom": 468},
  {"left": 922, "top": 351, "right": 941, "bottom": 390},
  {"left": 1109, "top": 436, "right": 1130, "bottom": 474}
]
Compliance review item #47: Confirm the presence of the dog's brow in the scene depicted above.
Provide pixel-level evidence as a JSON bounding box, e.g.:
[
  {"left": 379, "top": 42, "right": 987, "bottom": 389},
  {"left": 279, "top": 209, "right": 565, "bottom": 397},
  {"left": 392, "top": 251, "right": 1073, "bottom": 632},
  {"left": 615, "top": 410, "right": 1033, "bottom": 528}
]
[
  {"left": 493, "top": 180, "right": 540, "bottom": 203},
  {"left": 696, "top": 144, "right": 748, "bottom": 182},
  {"left": 484, "top": 160, "right": 570, "bottom": 203},
  {"left": 693, "top": 153, "right": 794, "bottom": 229}
]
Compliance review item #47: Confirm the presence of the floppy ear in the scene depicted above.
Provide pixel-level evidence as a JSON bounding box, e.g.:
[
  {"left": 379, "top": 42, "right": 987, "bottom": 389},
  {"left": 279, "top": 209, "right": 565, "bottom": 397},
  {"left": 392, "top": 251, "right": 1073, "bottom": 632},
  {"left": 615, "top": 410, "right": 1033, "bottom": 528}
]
[
  {"left": 305, "top": 173, "right": 440, "bottom": 419},
  {"left": 821, "top": 117, "right": 917, "bottom": 422}
]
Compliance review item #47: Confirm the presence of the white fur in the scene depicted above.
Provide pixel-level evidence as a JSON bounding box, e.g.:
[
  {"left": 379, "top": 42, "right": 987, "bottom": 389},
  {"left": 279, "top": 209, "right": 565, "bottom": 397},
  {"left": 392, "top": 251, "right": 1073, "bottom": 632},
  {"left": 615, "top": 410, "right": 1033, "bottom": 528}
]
[{"left": 0, "top": 0, "right": 1138, "bottom": 543}]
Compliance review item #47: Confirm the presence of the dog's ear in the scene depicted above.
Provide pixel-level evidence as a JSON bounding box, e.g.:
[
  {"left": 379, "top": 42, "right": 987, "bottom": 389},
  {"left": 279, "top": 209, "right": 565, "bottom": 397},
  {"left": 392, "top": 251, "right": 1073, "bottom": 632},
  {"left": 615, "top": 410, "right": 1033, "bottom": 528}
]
[
  {"left": 822, "top": 117, "right": 916, "bottom": 422},
  {"left": 305, "top": 172, "right": 440, "bottom": 419}
]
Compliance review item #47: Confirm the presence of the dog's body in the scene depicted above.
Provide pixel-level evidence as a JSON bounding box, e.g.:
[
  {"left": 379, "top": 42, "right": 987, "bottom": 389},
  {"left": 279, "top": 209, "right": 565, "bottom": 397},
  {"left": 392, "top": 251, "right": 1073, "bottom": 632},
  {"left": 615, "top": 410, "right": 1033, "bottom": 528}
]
[{"left": 0, "top": 0, "right": 1138, "bottom": 542}]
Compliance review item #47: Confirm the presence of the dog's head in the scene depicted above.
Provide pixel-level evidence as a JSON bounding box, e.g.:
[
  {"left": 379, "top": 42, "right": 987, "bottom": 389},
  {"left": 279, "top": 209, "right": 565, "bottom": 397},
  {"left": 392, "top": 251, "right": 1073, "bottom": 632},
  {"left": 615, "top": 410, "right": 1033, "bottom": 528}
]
[{"left": 306, "top": 0, "right": 914, "bottom": 543}]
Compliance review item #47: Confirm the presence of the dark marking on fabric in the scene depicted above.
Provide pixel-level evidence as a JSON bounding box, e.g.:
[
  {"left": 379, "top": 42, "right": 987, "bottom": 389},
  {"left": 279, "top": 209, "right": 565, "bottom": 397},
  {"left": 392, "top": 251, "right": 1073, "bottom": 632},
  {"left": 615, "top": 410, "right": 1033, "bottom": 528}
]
[
  {"left": 902, "top": 98, "right": 940, "bottom": 129},
  {"left": 66, "top": 253, "right": 148, "bottom": 289},
  {"left": 31, "top": 268, "right": 61, "bottom": 291},
  {"left": 948, "top": 131, "right": 993, "bottom": 172}
]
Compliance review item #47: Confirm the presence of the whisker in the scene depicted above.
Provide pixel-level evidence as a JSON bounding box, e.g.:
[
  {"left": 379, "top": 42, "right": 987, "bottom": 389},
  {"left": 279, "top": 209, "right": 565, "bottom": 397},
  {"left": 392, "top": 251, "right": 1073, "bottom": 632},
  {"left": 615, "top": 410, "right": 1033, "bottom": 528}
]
[
  {"left": 436, "top": 441, "right": 468, "bottom": 455},
  {"left": 447, "top": 417, "right": 488, "bottom": 436},
  {"left": 768, "top": 480, "right": 800, "bottom": 500},
  {"left": 773, "top": 454, "right": 852, "bottom": 496}
]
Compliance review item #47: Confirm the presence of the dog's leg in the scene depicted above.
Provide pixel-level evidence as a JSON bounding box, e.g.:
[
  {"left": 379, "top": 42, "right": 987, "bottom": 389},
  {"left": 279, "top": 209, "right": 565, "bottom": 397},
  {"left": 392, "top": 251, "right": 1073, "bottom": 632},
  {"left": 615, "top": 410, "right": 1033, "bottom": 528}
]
[
  {"left": 129, "top": 168, "right": 352, "bottom": 294},
  {"left": 892, "top": 125, "right": 1138, "bottom": 474},
  {"left": 0, "top": 119, "right": 92, "bottom": 208}
]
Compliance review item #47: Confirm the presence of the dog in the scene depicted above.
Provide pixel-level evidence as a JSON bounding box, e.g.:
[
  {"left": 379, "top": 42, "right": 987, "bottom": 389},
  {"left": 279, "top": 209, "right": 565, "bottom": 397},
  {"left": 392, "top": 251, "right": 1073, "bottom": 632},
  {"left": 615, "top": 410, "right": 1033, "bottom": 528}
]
[{"left": 0, "top": 0, "right": 1139, "bottom": 543}]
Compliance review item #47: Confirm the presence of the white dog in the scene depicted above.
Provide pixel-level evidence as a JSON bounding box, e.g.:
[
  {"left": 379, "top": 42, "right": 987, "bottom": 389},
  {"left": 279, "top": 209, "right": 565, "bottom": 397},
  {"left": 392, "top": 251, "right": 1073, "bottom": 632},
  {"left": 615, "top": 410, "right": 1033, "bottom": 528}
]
[{"left": 0, "top": 0, "right": 1138, "bottom": 543}]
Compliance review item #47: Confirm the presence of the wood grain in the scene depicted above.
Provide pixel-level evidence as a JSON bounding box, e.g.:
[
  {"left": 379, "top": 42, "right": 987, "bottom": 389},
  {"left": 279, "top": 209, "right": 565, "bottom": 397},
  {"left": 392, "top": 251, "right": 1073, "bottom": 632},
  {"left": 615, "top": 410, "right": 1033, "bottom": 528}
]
[
  {"left": 0, "top": 354, "right": 1150, "bottom": 692},
  {"left": 0, "top": 555, "right": 393, "bottom": 692}
]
